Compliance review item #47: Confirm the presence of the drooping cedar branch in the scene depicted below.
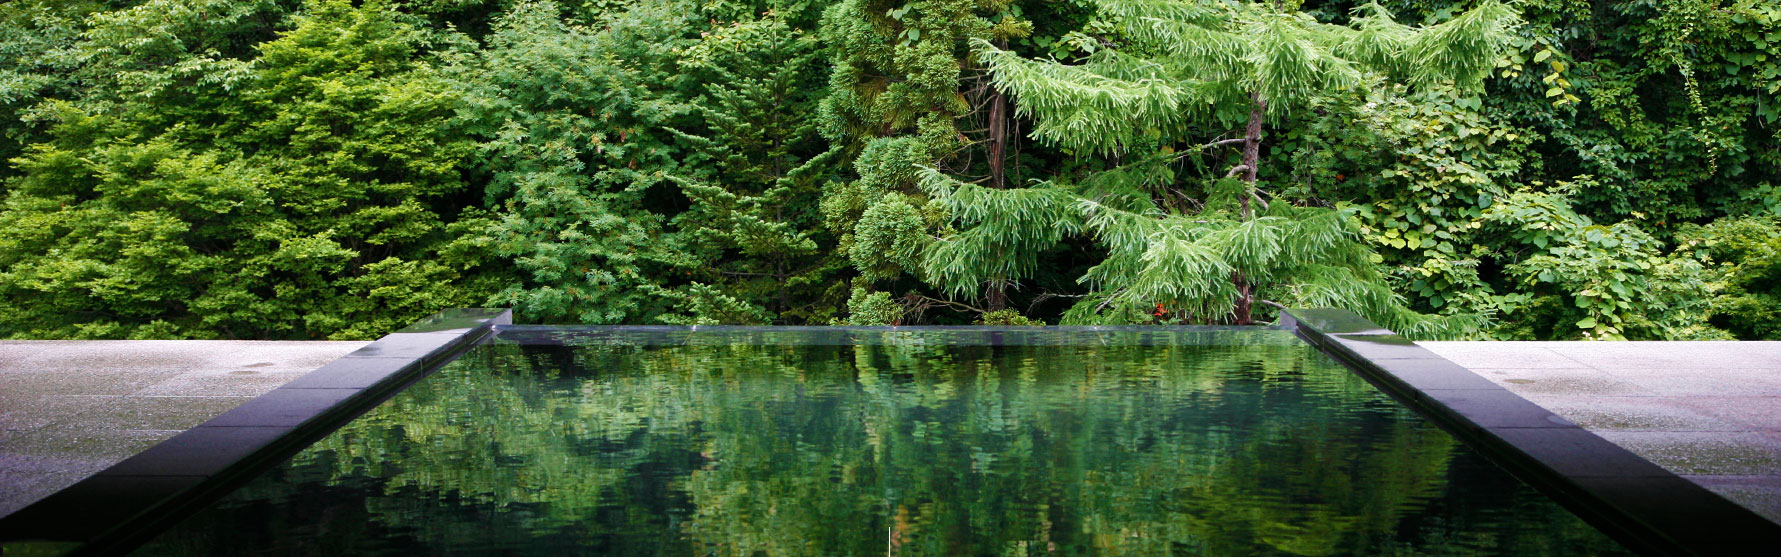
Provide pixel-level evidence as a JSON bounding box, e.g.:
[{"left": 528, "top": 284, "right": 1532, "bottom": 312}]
[{"left": 921, "top": 0, "right": 1516, "bottom": 333}]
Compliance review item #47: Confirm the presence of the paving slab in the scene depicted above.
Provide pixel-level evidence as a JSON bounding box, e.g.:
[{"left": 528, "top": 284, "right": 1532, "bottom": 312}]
[
  {"left": 0, "top": 395, "right": 118, "bottom": 431},
  {"left": 1595, "top": 431, "right": 1781, "bottom": 476},
  {"left": 1414, "top": 342, "right": 1587, "bottom": 369},
  {"left": 74, "top": 397, "right": 256, "bottom": 431},
  {"left": 1685, "top": 475, "right": 1781, "bottom": 524},
  {"left": 1421, "top": 340, "right": 1781, "bottom": 526},
  {"left": 1676, "top": 396, "right": 1781, "bottom": 430},
  {"left": 1529, "top": 396, "right": 1744, "bottom": 432},
  {"left": 0, "top": 340, "right": 367, "bottom": 518},
  {"left": 0, "top": 370, "right": 187, "bottom": 397},
  {"left": 1603, "top": 368, "right": 1781, "bottom": 397},
  {"left": 130, "top": 369, "right": 315, "bottom": 397},
  {"left": 1486, "top": 367, "right": 1658, "bottom": 396},
  {"left": 1533, "top": 341, "right": 1781, "bottom": 370}
]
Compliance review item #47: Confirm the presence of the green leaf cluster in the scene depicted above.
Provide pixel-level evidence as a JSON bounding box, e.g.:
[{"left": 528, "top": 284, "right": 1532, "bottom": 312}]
[
  {"left": 1283, "top": 0, "right": 1780, "bottom": 339},
  {"left": 1480, "top": 185, "right": 1723, "bottom": 340},
  {"left": 0, "top": 0, "right": 495, "bottom": 339},
  {"left": 1678, "top": 217, "right": 1781, "bottom": 339}
]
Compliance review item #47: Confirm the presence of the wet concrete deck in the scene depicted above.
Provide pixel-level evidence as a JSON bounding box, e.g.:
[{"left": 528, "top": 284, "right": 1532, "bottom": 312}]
[
  {"left": 0, "top": 341, "right": 367, "bottom": 518},
  {"left": 1420, "top": 341, "right": 1781, "bottom": 525}
]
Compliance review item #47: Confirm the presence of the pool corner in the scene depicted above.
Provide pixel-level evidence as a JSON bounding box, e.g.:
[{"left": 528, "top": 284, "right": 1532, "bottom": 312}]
[
  {"left": 0, "top": 308, "right": 510, "bottom": 555},
  {"left": 1285, "top": 307, "right": 1781, "bottom": 555}
]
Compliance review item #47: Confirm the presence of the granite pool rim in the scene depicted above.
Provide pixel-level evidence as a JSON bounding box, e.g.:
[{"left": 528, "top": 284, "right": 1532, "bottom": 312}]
[
  {"left": 1285, "top": 307, "right": 1781, "bottom": 556},
  {"left": 487, "top": 322, "right": 1295, "bottom": 346},
  {"left": 0, "top": 308, "right": 512, "bottom": 555}
]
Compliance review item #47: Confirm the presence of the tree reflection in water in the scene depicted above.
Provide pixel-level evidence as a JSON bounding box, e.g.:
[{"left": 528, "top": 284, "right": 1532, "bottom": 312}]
[{"left": 138, "top": 331, "right": 1627, "bottom": 555}]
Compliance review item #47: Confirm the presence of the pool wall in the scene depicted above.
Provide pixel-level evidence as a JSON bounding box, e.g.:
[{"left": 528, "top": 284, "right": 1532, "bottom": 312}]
[
  {"left": 0, "top": 309, "right": 510, "bottom": 555},
  {"left": 1285, "top": 308, "right": 1781, "bottom": 556}
]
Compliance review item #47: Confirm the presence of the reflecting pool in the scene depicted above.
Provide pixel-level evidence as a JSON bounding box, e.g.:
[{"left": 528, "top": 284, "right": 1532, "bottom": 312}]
[{"left": 135, "top": 328, "right": 1627, "bottom": 555}]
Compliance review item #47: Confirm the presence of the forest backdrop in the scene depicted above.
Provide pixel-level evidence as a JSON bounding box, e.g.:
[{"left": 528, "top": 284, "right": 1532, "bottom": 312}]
[{"left": 0, "top": 0, "right": 1777, "bottom": 340}]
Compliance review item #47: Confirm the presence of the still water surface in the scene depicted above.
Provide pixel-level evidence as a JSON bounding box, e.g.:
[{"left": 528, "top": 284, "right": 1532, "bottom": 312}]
[{"left": 137, "top": 329, "right": 1627, "bottom": 555}]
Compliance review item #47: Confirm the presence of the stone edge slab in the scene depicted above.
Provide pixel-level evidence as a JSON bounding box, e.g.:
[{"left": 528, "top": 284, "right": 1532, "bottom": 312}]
[
  {"left": 0, "top": 308, "right": 511, "bottom": 553},
  {"left": 1283, "top": 308, "right": 1781, "bottom": 556}
]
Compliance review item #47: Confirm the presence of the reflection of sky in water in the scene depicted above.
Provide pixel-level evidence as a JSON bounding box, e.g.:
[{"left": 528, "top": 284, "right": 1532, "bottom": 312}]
[{"left": 137, "top": 330, "right": 1628, "bottom": 556}]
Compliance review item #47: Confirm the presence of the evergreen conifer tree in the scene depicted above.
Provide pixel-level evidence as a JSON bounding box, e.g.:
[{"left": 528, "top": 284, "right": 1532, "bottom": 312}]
[
  {"left": 452, "top": 1, "right": 703, "bottom": 325},
  {"left": 0, "top": 0, "right": 495, "bottom": 339},
  {"left": 662, "top": 7, "right": 847, "bottom": 324},
  {"left": 817, "top": 0, "right": 1035, "bottom": 324},
  {"left": 926, "top": 0, "right": 1518, "bottom": 333}
]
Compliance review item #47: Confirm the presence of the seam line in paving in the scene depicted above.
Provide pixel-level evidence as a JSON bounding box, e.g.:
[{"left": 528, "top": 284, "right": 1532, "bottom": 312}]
[{"left": 1542, "top": 346, "right": 1595, "bottom": 369}]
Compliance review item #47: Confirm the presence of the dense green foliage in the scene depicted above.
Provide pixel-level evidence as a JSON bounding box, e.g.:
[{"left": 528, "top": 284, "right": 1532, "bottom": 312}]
[
  {"left": 0, "top": 0, "right": 495, "bottom": 339},
  {"left": 1, "top": 0, "right": 1775, "bottom": 339}
]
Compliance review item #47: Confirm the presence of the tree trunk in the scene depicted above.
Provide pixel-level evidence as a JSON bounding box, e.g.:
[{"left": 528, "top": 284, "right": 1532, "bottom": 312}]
[
  {"left": 1238, "top": 92, "right": 1266, "bottom": 220},
  {"left": 984, "top": 51, "right": 1012, "bottom": 313},
  {"left": 775, "top": 260, "right": 789, "bottom": 318},
  {"left": 1233, "top": 92, "right": 1267, "bottom": 325},
  {"left": 1232, "top": 276, "right": 1254, "bottom": 325},
  {"left": 985, "top": 279, "right": 1008, "bottom": 312},
  {"left": 989, "top": 87, "right": 1008, "bottom": 189}
]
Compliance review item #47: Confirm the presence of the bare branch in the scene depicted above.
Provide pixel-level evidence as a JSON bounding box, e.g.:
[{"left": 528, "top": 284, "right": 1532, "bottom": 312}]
[
  {"left": 1093, "top": 288, "right": 1128, "bottom": 312},
  {"left": 1171, "top": 137, "right": 1248, "bottom": 162},
  {"left": 902, "top": 293, "right": 986, "bottom": 314},
  {"left": 1026, "top": 291, "right": 1091, "bottom": 314},
  {"left": 1224, "top": 164, "right": 1251, "bottom": 178},
  {"left": 721, "top": 271, "right": 787, "bottom": 279}
]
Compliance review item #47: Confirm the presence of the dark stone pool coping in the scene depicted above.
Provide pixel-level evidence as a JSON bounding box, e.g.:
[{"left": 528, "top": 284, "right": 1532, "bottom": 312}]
[
  {"left": 1284, "top": 308, "right": 1781, "bottom": 556},
  {"left": 489, "top": 323, "right": 1294, "bottom": 346},
  {"left": 0, "top": 308, "right": 510, "bottom": 554}
]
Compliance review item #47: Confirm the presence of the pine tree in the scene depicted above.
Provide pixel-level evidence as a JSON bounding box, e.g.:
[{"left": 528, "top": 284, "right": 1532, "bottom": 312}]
[{"left": 927, "top": 0, "right": 1518, "bottom": 333}]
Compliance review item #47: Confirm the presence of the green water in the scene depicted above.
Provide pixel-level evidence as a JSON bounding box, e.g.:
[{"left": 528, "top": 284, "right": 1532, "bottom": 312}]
[{"left": 136, "top": 329, "right": 1626, "bottom": 555}]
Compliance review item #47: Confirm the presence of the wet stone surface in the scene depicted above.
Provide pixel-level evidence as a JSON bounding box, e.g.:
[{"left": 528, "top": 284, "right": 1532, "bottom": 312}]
[
  {"left": 1421, "top": 340, "right": 1781, "bottom": 525},
  {"left": 1486, "top": 370, "right": 1656, "bottom": 396},
  {"left": 0, "top": 341, "right": 367, "bottom": 518},
  {"left": 1596, "top": 432, "right": 1781, "bottom": 476},
  {"left": 1685, "top": 475, "right": 1781, "bottom": 525}
]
